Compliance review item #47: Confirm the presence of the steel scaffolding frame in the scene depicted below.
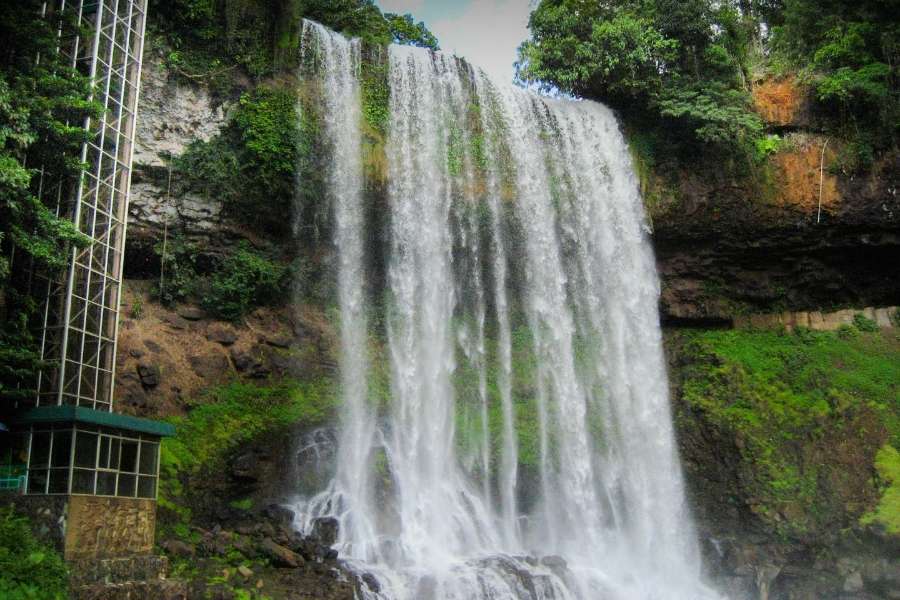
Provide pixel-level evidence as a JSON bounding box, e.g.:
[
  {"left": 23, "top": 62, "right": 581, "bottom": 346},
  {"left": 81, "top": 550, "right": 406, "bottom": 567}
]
[{"left": 33, "top": 0, "right": 148, "bottom": 411}]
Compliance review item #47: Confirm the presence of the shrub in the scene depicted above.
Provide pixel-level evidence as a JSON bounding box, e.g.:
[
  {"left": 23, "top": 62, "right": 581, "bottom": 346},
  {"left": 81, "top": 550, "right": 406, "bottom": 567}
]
[
  {"left": 853, "top": 313, "right": 879, "bottom": 332},
  {"left": 0, "top": 506, "right": 68, "bottom": 600},
  {"left": 153, "top": 237, "right": 200, "bottom": 306},
  {"left": 202, "top": 243, "right": 287, "bottom": 320}
]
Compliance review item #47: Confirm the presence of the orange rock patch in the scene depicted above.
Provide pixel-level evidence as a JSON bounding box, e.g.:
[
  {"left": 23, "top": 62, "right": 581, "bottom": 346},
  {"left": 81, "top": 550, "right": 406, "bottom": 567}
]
[
  {"left": 773, "top": 137, "right": 840, "bottom": 214},
  {"left": 753, "top": 76, "right": 803, "bottom": 127}
]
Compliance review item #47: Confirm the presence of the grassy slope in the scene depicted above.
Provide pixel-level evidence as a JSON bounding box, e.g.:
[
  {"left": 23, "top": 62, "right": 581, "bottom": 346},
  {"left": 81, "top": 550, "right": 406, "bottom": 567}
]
[{"left": 673, "top": 324, "right": 900, "bottom": 540}]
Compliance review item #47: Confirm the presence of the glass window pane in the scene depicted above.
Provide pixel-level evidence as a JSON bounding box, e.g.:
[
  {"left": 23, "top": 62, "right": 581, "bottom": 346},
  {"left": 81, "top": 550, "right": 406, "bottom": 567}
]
[
  {"left": 99, "top": 435, "right": 111, "bottom": 468},
  {"left": 97, "top": 471, "right": 116, "bottom": 495},
  {"left": 48, "top": 469, "right": 69, "bottom": 494},
  {"left": 72, "top": 469, "right": 96, "bottom": 494},
  {"left": 138, "top": 442, "right": 158, "bottom": 475},
  {"left": 27, "top": 469, "right": 48, "bottom": 494},
  {"left": 137, "top": 476, "right": 156, "bottom": 499},
  {"left": 74, "top": 431, "right": 99, "bottom": 468},
  {"left": 110, "top": 438, "right": 120, "bottom": 468},
  {"left": 51, "top": 431, "right": 72, "bottom": 468},
  {"left": 30, "top": 432, "right": 51, "bottom": 468},
  {"left": 119, "top": 440, "right": 138, "bottom": 473},
  {"left": 116, "top": 473, "right": 136, "bottom": 497}
]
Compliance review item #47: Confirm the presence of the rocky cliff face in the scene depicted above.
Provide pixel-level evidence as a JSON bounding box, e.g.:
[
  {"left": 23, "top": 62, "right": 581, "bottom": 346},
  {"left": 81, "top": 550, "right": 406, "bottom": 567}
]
[
  {"left": 121, "top": 65, "right": 900, "bottom": 600},
  {"left": 126, "top": 51, "right": 237, "bottom": 276},
  {"left": 127, "top": 71, "right": 900, "bottom": 322},
  {"left": 652, "top": 78, "right": 899, "bottom": 323}
]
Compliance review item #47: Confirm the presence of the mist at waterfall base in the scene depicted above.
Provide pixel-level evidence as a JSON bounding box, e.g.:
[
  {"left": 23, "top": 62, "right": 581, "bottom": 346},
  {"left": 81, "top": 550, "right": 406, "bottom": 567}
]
[{"left": 292, "top": 21, "right": 723, "bottom": 600}]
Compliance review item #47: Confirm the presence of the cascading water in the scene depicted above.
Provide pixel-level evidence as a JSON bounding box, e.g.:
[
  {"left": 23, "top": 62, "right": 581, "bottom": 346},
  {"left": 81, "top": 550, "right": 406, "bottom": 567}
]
[{"left": 295, "top": 21, "right": 723, "bottom": 600}]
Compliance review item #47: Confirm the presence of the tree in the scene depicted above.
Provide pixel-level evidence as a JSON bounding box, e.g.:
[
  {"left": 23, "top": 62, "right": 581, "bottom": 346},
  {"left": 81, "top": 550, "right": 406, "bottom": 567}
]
[
  {"left": 0, "top": 1, "right": 97, "bottom": 401},
  {"left": 385, "top": 13, "right": 439, "bottom": 50},
  {"left": 518, "top": 0, "right": 762, "bottom": 154}
]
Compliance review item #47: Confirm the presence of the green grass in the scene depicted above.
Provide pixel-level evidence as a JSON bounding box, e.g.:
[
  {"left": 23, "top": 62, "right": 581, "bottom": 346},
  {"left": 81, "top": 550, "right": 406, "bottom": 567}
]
[
  {"left": 159, "top": 379, "right": 337, "bottom": 526},
  {"left": 0, "top": 506, "right": 68, "bottom": 600},
  {"left": 861, "top": 444, "right": 900, "bottom": 535},
  {"left": 677, "top": 325, "right": 900, "bottom": 537}
]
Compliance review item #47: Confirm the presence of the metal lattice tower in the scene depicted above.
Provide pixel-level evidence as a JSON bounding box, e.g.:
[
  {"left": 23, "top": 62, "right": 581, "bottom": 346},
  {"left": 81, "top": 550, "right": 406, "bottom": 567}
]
[{"left": 34, "top": 0, "right": 148, "bottom": 411}]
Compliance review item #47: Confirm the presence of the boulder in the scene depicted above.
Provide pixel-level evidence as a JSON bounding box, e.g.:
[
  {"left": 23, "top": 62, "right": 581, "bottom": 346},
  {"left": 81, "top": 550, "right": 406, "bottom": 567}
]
[
  {"left": 262, "top": 332, "right": 293, "bottom": 349},
  {"left": 843, "top": 571, "right": 864, "bottom": 593},
  {"left": 188, "top": 351, "right": 231, "bottom": 380},
  {"left": 207, "top": 323, "right": 238, "bottom": 345},
  {"left": 161, "top": 539, "right": 195, "bottom": 558},
  {"left": 237, "top": 565, "right": 253, "bottom": 579},
  {"left": 178, "top": 306, "right": 206, "bottom": 321},
  {"left": 260, "top": 538, "right": 303, "bottom": 568},
  {"left": 311, "top": 517, "right": 339, "bottom": 548},
  {"left": 136, "top": 362, "right": 160, "bottom": 388},
  {"left": 229, "top": 345, "right": 271, "bottom": 379},
  {"left": 162, "top": 313, "right": 190, "bottom": 330},
  {"left": 231, "top": 452, "right": 261, "bottom": 483}
]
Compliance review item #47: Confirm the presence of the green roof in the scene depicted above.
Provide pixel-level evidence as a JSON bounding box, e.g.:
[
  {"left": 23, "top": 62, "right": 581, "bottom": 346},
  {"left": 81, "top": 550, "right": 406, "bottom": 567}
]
[{"left": 12, "top": 406, "right": 175, "bottom": 437}]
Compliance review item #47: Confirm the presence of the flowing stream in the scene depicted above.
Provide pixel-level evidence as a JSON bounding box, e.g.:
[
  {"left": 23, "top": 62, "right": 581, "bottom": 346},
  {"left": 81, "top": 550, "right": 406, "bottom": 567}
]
[{"left": 295, "top": 21, "right": 722, "bottom": 600}]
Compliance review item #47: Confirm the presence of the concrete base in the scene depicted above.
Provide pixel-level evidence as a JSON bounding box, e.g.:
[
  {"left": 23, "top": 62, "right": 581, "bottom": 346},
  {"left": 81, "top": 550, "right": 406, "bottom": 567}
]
[{"left": 12, "top": 494, "right": 157, "bottom": 560}]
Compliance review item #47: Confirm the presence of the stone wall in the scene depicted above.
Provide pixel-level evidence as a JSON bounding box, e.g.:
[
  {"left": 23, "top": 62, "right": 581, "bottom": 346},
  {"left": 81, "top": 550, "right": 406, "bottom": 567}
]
[
  {"left": 733, "top": 305, "right": 898, "bottom": 331},
  {"left": 65, "top": 496, "right": 157, "bottom": 561},
  {"left": 10, "top": 495, "right": 157, "bottom": 561}
]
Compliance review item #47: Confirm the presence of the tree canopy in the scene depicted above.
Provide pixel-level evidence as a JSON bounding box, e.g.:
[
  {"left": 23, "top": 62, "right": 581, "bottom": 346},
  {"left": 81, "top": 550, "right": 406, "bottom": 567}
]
[
  {"left": 518, "top": 0, "right": 897, "bottom": 164},
  {"left": 0, "top": 1, "right": 97, "bottom": 402}
]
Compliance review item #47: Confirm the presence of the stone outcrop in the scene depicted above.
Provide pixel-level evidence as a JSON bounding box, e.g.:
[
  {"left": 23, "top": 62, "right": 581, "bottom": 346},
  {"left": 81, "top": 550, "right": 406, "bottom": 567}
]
[
  {"left": 733, "top": 306, "right": 898, "bottom": 331},
  {"left": 652, "top": 143, "right": 899, "bottom": 323},
  {"left": 114, "top": 281, "right": 337, "bottom": 418},
  {"left": 126, "top": 51, "right": 236, "bottom": 268}
]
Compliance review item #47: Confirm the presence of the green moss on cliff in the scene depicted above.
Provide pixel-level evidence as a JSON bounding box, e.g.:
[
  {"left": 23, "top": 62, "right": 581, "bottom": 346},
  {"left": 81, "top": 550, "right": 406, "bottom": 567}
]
[
  {"left": 159, "top": 379, "right": 337, "bottom": 526},
  {"left": 172, "top": 83, "right": 303, "bottom": 237},
  {"left": 675, "top": 325, "right": 900, "bottom": 539},
  {"left": 861, "top": 444, "right": 900, "bottom": 535}
]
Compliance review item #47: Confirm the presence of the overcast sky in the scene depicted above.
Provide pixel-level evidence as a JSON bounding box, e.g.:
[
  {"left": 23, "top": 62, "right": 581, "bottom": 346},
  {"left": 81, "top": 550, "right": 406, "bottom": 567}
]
[{"left": 375, "top": 0, "right": 534, "bottom": 83}]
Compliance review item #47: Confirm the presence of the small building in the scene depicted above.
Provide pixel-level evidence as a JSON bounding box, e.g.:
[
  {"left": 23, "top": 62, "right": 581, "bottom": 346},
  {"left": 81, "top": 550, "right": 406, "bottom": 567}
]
[{"left": 3, "top": 406, "right": 173, "bottom": 560}]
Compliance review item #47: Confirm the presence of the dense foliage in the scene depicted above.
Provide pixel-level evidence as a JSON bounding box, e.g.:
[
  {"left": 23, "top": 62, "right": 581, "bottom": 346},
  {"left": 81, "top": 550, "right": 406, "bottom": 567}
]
[
  {"left": 150, "top": 0, "right": 439, "bottom": 87},
  {"left": 202, "top": 243, "right": 288, "bottom": 321},
  {"left": 0, "top": 505, "right": 68, "bottom": 599},
  {"left": 772, "top": 0, "right": 898, "bottom": 170},
  {"left": 159, "top": 379, "right": 336, "bottom": 530},
  {"left": 153, "top": 238, "right": 287, "bottom": 321},
  {"left": 676, "top": 323, "right": 900, "bottom": 538},
  {"left": 518, "top": 0, "right": 764, "bottom": 156},
  {"left": 173, "top": 84, "right": 299, "bottom": 234},
  {"left": 0, "top": 1, "right": 97, "bottom": 401},
  {"left": 519, "top": 0, "right": 897, "bottom": 169}
]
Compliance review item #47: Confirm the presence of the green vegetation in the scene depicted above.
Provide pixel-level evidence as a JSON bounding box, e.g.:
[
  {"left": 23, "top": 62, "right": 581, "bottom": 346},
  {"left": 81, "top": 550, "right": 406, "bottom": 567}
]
[
  {"left": 519, "top": 0, "right": 897, "bottom": 174},
  {"left": 173, "top": 84, "right": 300, "bottom": 235},
  {"left": 202, "top": 243, "right": 289, "bottom": 321},
  {"left": 519, "top": 0, "right": 764, "bottom": 160},
  {"left": 771, "top": 0, "right": 898, "bottom": 171},
  {"left": 159, "top": 379, "right": 337, "bottom": 528},
  {"left": 0, "top": 1, "right": 98, "bottom": 401},
  {"left": 0, "top": 505, "right": 68, "bottom": 600},
  {"left": 384, "top": 13, "right": 439, "bottom": 50},
  {"left": 154, "top": 237, "right": 201, "bottom": 306},
  {"left": 153, "top": 238, "right": 287, "bottom": 320},
  {"left": 149, "top": 0, "right": 439, "bottom": 88},
  {"left": 675, "top": 325, "right": 900, "bottom": 537},
  {"left": 861, "top": 444, "right": 900, "bottom": 536}
]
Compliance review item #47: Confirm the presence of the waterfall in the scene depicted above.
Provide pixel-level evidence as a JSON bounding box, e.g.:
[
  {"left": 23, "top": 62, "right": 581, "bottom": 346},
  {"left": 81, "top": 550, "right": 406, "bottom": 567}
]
[{"left": 296, "top": 22, "right": 722, "bottom": 600}]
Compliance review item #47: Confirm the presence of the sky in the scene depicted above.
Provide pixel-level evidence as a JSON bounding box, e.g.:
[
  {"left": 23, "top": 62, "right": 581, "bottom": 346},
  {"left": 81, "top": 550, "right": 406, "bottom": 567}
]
[{"left": 375, "top": 0, "right": 534, "bottom": 83}]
